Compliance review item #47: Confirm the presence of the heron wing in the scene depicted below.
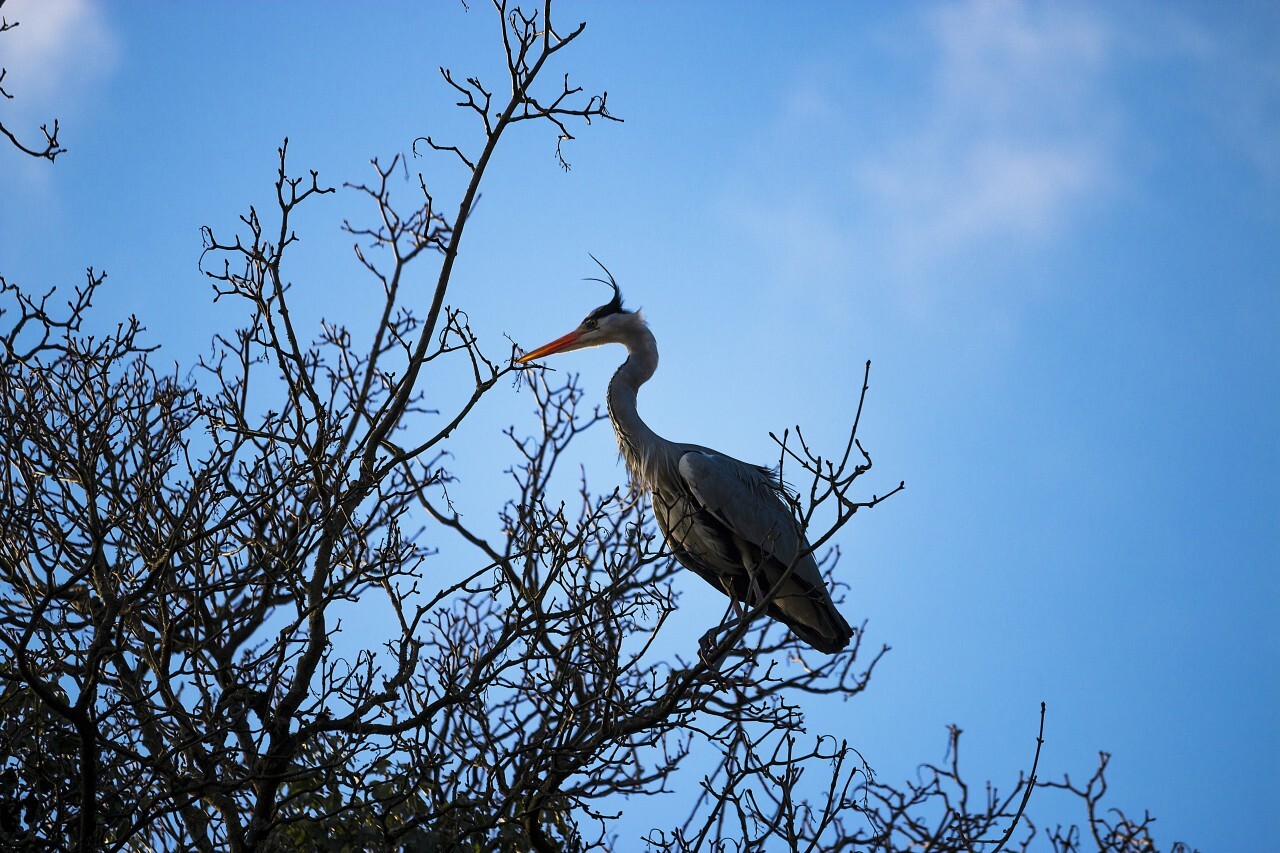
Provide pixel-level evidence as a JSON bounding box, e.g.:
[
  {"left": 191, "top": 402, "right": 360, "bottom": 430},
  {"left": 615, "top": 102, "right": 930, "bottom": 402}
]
[
  {"left": 676, "top": 449, "right": 853, "bottom": 654},
  {"left": 677, "top": 450, "right": 819, "bottom": 588}
]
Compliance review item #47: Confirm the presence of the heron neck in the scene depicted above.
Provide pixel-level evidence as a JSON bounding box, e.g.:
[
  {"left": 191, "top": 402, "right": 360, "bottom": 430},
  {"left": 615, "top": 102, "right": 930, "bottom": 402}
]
[{"left": 607, "top": 325, "right": 662, "bottom": 466}]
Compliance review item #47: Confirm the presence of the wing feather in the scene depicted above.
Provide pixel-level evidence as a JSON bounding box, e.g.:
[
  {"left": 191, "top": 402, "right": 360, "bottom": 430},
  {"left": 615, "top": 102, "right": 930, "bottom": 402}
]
[
  {"left": 678, "top": 451, "right": 822, "bottom": 590},
  {"left": 677, "top": 449, "right": 853, "bottom": 653}
]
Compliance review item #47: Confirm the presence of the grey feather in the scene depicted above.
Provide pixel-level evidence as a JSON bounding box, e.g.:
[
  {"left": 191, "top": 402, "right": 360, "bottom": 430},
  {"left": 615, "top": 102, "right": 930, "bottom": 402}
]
[{"left": 675, "top": 450, "right": 852, "bottom": 654}]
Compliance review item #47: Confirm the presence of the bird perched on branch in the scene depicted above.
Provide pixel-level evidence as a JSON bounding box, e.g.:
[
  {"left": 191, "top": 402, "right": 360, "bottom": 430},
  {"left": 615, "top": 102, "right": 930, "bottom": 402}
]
[{"left": 518, "top": 267, "right": 853, "bottom": 655}]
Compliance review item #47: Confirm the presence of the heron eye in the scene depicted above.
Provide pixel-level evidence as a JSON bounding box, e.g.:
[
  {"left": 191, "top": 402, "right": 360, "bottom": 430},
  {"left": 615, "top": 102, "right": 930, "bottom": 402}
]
[{"left": 584, "top": 319, "right": 598, "bottom": 330}]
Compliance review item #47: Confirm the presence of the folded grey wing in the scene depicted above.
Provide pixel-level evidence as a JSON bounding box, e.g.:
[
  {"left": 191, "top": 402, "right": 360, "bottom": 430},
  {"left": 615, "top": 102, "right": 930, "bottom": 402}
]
[
  {"left": 677, "top": 449, "right": 853, "bottom": 654},
  {"left": 677, "top": 450, "right": 819, "bottom": 584}
]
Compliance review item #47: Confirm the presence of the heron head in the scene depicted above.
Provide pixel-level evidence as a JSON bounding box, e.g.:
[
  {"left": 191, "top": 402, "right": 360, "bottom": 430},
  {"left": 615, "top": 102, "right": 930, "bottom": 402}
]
[{"left": 518, "top": 259, "right": 643, "bottom": 363}]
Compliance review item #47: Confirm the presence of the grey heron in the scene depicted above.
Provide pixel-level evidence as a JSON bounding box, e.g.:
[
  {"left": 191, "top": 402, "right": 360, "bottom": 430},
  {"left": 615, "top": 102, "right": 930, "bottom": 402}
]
[{"left": 518, "top": 274, "right": 853, "bottom": 655}]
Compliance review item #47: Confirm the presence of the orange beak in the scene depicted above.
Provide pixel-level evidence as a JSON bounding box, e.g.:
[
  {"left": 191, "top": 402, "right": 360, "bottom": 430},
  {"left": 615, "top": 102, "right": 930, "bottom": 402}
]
[{"left": 518, "top": 331, "right": 582, "bottom": 364}]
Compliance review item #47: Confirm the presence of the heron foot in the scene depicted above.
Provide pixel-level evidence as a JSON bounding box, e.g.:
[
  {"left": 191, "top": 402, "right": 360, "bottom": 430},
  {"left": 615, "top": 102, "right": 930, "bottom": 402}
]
[{"left": 698, "top": 628, "right": 726, "bottom": 670}]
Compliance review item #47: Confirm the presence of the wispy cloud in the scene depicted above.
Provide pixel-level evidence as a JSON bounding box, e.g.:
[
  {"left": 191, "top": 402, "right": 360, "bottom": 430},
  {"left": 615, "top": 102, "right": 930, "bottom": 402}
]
[
  {"left": 0, "top": 0, "right": 117, "bottom": 190},
  {"left": 1, "top": 0, "right": 118, "bottom": 126},
  {"left": 1148, "top": 8, "right": 1280, "bottom": 182},
  {"left": 719, "top": 1, "right": 1118, "bottom": 323},
  {"left": 857, "top": 0, "right": 1115, "bottom": 273}
]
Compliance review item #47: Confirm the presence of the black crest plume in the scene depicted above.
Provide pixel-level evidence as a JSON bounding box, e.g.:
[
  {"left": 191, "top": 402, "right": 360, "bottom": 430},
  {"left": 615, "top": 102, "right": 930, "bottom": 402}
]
[{"left": 584, "top": 254, "right": 624, "bottom": 319}]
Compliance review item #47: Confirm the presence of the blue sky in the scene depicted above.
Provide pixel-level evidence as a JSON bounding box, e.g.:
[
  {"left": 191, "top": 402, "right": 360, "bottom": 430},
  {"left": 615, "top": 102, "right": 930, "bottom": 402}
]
[{"left": 2, "top": 1, "right": 1277, "bottom": 848}]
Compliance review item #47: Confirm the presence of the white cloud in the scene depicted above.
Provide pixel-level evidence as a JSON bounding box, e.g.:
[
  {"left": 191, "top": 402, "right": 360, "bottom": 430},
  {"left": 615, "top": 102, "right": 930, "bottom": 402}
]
[
  {"left": 859, "top": 0, "right": 1115, "bottom": 266},
  {"left": 1, "top": 0, "right": 118, "bottom": 110},
  {"left": 0, "top": 0, "right": 117, "bottom": 190},
  {"left": 718, "top": 0, "right": 1119, "bottom": 325}
]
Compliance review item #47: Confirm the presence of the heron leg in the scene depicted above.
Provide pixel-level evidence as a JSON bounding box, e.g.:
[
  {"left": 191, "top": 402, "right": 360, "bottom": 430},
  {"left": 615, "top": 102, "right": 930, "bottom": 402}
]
[
  {"left": 700, "top": 574, "right": 761, "bottom": 672},
  {"left": 703, "top": 589, "right": 741, "bottom": 671},
  {"left": 748, "top": 572, "right": 767, "bottom": 607}
]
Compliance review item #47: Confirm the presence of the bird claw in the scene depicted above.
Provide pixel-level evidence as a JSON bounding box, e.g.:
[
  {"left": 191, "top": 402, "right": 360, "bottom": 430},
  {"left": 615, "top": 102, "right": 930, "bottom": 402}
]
[
  {"left": 698, "top": 629, "right": 725, "bottom": 670},
  {"left": 698, "top": 624, "right": 752, "bottom": 672}
]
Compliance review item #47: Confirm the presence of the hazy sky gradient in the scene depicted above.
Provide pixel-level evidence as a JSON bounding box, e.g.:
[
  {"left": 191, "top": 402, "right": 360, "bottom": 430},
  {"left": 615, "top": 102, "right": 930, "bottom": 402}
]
[{"left": 2, "top": 2, "right": 1277, "bottom": 848}]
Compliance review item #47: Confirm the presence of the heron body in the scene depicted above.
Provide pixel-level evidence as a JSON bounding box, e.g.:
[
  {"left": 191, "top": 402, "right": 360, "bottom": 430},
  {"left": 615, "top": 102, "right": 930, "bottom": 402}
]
[{"left": 519, "top": 281, "right": 853, "bottom": 655}]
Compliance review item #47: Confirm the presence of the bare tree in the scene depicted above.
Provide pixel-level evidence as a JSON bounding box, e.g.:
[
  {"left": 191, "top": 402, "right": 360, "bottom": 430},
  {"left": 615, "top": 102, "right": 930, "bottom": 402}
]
[{"left": 0, "top": 3, "right": 1197, "bottom": 852}]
